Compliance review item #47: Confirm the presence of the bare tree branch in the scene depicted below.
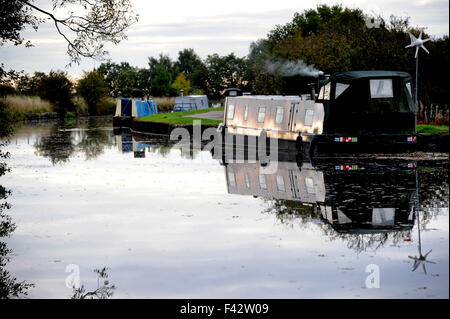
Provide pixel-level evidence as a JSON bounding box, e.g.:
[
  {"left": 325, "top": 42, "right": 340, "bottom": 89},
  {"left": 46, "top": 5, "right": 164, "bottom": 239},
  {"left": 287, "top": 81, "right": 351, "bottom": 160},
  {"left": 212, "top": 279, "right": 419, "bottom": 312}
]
[{"left": 17, "top": 0, "right": 139, "bottom": 65}]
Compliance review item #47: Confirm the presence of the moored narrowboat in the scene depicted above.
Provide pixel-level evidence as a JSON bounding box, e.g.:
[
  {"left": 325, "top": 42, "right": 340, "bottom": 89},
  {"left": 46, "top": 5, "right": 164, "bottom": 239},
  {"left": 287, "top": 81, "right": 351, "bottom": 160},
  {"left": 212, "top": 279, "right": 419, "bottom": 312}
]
[
  {"left": 219, "top": 71, "right": 417, "bottom": 153},
  {"left": 173, "top": 95, "right": 209, "bottom": 111},
  {"left": 113, "top": 90, "right": 158, "bottom": 127}
]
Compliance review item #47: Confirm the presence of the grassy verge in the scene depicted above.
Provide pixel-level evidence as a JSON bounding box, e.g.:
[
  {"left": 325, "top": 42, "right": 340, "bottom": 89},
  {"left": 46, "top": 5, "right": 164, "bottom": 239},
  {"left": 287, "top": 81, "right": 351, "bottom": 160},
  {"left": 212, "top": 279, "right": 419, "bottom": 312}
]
[
  {"left": 417, "top": 124, "right": 449, "bottom": 134},
  {"left": 138, "top": 107, "right": 223, "bottom": 125}
]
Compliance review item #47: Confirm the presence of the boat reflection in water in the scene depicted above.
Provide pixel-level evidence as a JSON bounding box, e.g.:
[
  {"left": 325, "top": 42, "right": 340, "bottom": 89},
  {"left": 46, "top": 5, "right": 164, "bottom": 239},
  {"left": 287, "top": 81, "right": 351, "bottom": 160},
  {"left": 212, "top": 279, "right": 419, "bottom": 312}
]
[
  {"left": 115, "top": 134, "right": 151, "bottom": 158},
  {"left": 217, "top": 149, "right": 418, "bottom": 240}
]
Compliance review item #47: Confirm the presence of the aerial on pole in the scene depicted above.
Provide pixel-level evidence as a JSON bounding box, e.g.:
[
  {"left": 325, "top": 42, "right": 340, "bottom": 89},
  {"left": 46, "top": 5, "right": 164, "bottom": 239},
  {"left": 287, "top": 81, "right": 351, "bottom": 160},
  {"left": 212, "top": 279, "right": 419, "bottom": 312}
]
[{"left": 405, "top": 28, "right": 430, "bottom": 133}]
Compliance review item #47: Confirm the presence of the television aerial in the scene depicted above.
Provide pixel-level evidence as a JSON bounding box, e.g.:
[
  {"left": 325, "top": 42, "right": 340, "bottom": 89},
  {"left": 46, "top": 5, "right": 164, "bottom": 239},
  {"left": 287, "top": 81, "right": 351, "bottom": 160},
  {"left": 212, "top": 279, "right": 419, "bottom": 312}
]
[{"left": 405, "top": 28, "right": 430, "bottom": 132}]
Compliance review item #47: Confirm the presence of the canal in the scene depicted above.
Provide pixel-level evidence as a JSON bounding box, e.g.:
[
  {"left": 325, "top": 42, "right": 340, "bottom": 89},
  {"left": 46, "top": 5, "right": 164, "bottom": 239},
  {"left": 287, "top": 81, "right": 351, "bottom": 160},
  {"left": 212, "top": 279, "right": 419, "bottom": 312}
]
[{"left": 0, "top": 117, "right": 448, "bottom": 298}]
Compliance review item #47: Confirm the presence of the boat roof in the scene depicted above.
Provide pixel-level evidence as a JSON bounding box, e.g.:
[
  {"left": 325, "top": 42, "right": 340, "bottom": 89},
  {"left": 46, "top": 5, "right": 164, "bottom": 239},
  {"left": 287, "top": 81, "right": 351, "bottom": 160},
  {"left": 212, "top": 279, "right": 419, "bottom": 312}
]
[
  {"left": 227, "top": 95, "right": 308, "bottom": 101},
  {"left": 329, "top": 70, "right": 412, "bottom": 83},
  {"left": 175, "top": 95, "right": 207, "bottom": 98}
]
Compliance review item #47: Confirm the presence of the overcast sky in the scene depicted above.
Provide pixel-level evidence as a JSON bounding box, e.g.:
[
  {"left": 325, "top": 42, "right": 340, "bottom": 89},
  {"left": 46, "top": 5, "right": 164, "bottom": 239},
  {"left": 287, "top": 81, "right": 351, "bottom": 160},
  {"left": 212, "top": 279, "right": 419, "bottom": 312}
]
[{"left": 1, "top": 0, "right": 448, "bottom": 78}]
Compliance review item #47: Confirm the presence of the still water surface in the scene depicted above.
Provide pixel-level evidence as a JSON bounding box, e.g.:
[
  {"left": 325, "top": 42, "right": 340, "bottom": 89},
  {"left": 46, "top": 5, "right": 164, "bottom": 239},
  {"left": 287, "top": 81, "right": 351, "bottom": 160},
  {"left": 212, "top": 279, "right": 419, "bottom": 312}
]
[{"left": 1, "top": 118, "right": 448, "bottom": 298}]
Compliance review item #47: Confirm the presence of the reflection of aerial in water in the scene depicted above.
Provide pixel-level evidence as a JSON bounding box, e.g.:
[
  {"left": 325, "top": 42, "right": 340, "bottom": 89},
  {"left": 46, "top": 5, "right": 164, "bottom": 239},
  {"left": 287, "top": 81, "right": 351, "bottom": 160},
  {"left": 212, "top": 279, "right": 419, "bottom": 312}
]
[{"left": 408, "top": 201, "right": 435, "bottom": 274}]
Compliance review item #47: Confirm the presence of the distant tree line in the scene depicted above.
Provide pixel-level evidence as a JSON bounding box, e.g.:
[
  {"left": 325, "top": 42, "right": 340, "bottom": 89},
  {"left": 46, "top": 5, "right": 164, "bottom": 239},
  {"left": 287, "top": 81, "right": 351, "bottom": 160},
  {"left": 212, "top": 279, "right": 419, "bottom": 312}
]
[{"left": 94, "top": 49, "right": 252, "bottom": 100}]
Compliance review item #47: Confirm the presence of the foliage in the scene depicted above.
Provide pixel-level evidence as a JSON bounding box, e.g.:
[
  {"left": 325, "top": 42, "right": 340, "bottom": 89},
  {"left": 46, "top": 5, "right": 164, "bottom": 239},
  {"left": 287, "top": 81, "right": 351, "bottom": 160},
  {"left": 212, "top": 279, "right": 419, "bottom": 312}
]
[
  {"left": 77, "top": 71, "right": 109, "bottom": 115},
  {"left": 175, "top": 48, "right": 204, "bottom": 84},
  {"left": 15, "top": 72, "right": 45, "bottom": 96},
  {"left": 0, "top": 85, "right": 16, "bottom": 97},
  {"left": 71, "top": 267, "right": 115, "bottom": 299},
  {"left": 201, "top": 53, "right": 251, "bottom": 99},
  {"left": 172, "top": 73, "right": 191, "bottom": 96},
  {"left": 37, "top": 71, "right": 75, "bottom": 117}
]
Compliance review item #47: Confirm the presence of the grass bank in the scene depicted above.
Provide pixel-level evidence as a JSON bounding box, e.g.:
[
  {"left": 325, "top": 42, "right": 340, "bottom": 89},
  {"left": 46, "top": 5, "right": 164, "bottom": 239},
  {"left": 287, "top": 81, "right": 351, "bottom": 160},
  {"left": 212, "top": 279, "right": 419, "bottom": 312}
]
[
  {"left": 138, "top": 107, "right": 223, "bottom": 126},
  {"left": 417, "top": 124, "right": 449, "bottom": 134}
]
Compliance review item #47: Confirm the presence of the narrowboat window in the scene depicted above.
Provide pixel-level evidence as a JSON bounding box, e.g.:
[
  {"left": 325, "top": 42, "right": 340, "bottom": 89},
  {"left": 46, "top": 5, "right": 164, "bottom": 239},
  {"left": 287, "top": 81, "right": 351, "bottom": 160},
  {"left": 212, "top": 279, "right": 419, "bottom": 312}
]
[
  {"left": 304, "top": 109, "right": 314, "bottom": 126},
  {"left": 257, "top": 107, "right": 266, "bottom": 123},
  {"left": 335, "top": 82, "right": 349, "bottom": 99},
  {"left": 259, "top": 174, "right": 267, "bottom": 189},
  {"left": 228, "top": 172, "right": 236, "bottom": 187},
  {"left": 227, "top": 104, "right": 235, "bottom": 120},
  {"left": 276, "top": 175, "right": 285, "bottom": 192},
  {"left": 275, "top": 107, "right": 284, "bottom": 124},
  {"left": 305, "top": 177, "right": 315, "bottom": 194},
  {"left": 318, "top": 82, "right": 331, "bottom": 100},
  {"left": 243, "top": 105, "right": 249, "bottom": 121},
  {"left": 244, "top": 173, "right": 250, "bottom": 188},
  {"left": 370, "top": 79, "right": 393, "bottom": 98},
  {"left": 406, "top": 82, "right": 412, "bottom": 98}
]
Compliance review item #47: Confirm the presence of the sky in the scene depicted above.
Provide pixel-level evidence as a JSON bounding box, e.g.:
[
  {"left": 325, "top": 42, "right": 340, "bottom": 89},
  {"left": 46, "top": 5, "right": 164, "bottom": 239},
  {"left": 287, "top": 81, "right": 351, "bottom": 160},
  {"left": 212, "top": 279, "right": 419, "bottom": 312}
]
[{"left": 0, "top": 0, "right": 448, "bottom": 78}]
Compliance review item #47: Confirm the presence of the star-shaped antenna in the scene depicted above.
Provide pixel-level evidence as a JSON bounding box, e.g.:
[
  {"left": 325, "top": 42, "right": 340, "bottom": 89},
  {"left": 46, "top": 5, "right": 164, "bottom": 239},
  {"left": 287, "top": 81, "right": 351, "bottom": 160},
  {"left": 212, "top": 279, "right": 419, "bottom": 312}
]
[
  {"left": 405, "top": 27, "right": 430, "bottom": 133},
  {"left": 408, "top": 249, "right": 435, "bottom": 275},
  {"left": 405, "top": 29, "right": 431, "bottom": 58}
]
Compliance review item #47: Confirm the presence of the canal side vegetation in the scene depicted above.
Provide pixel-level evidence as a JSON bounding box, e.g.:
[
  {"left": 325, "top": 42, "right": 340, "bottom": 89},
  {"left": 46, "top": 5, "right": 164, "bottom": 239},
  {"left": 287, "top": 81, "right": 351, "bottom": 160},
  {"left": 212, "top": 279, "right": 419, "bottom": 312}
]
[{"left": 138, "top": 107, "right": 224, "bottom": 126}]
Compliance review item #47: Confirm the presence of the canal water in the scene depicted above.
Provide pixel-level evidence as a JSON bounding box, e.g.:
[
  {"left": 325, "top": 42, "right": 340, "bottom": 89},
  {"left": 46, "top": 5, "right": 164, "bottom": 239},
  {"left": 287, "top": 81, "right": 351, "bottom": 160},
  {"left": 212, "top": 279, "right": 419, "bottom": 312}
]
[{"left": 0, "top": 118, "right": 448, "bottom": 298}]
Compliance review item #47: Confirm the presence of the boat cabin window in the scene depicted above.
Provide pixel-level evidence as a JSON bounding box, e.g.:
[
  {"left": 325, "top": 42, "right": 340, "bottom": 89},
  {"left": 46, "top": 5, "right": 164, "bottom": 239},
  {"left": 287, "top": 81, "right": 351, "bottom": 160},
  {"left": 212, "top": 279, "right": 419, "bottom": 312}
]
[
  {"left": 259, "top": 174, "right": 267, "bottom": 189},
  {"left": 243, "top": 105, "right": 249, "bottom": 121},
  {"left": 305, "top": 177, "right": 315, "bottom": 194},
  {"left": 335, "top": 82, "right": 350, "bottom": 99},
  {"left": 276, "top": 175, "right": 285, "bottom": 192},
  {"left": 227, "top": 104, "right": 235, "bottom": 120},
  {"left": 318, "top": 82, "right": 331, "bottom": 100},
  {"left": 244, "top": 173, "right": 250, "bottom": 188},
  {"left": 370, "top": 79, "right": 393, "bottom": 98},
  {"left": 257, "top": 107, "right": 266, "bottom": 123},
  {"left": 228, "top": 172, "right": 236, "bottom": 187},
  {"left": 405, "top": 81, "right": 413, "bottom": 98},
  {"left": 275, "top": 107, "right": 284, "bottom": 124},
  {"left": 304, "top": 109, "right": 314, "bottom": 126}
]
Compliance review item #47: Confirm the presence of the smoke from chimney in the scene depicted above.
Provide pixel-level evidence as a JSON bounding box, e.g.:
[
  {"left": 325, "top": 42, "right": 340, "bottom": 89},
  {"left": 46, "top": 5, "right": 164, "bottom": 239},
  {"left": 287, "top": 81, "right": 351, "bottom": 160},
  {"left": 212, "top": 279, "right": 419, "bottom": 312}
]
[{"left": 265, "top": 58, "right": 324, "bottom": 78}]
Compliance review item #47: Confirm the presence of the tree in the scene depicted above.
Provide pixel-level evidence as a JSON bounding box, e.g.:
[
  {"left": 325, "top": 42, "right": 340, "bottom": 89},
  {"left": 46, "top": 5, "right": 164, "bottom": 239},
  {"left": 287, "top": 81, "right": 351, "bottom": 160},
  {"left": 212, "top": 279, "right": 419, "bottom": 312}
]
[
  {"left": 136, "top": 68, "right": 152, "bottom": 96},
  {"left": 97, "top": 62, "right": 135, "bottom": 97},
  {"left": 115, "top": 70, "right": 138, "bottom": 97},
  {"left": 16, "top": 72, "right": 46, "bottom": 96},
  {"left": 175, "top": 49, "right": 204, "bottom": 80},
  {"left": 151, "top": 65, "right": 173, "bottom": 97},
  {"left": 148, "top": 54, "right": 177, "bottom": 96},
  {"left": 172, "top": 73, "right": 191, "bottom": 96},
  {"left": 38, "top": 71, "right": 74, "bottom": 117},
  {"left": 77, "top": 71, "right": 109, "bottom": 115},
  {"left": 203, "top": 53, "right": 251, "bottom": 99}
]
